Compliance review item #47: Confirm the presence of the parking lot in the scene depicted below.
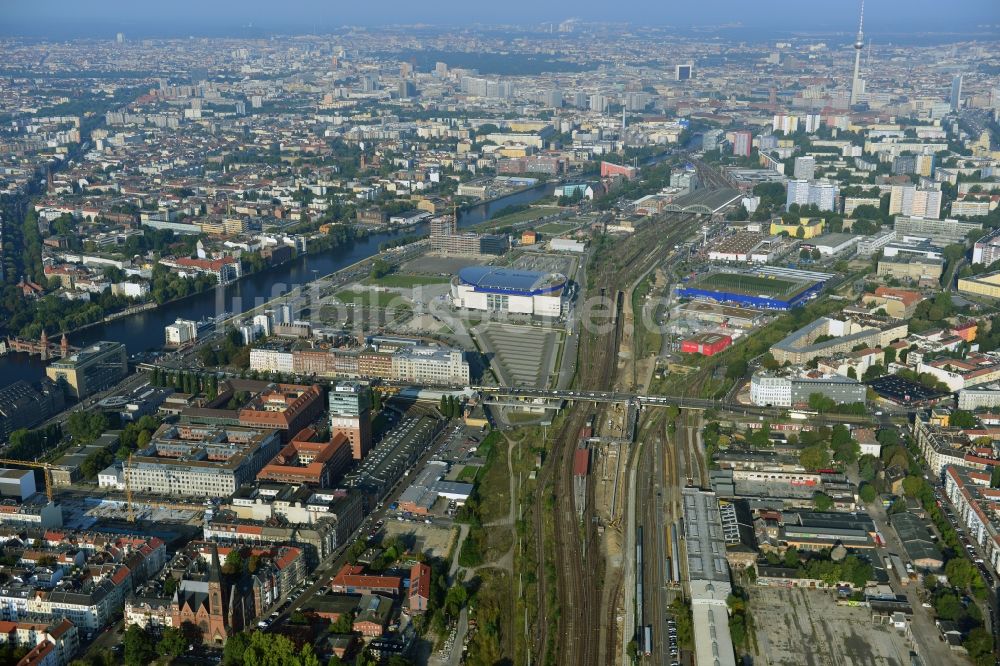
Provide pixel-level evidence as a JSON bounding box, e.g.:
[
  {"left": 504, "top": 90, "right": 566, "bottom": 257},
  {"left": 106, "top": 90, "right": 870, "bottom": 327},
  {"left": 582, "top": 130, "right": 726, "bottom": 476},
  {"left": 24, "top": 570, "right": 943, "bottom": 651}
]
[
  {"left": 510, "top": 252, "right": 576, "bottom": 277},
  {"left": 751, "top": 587, "right": 913, "bottom": 666},
  {"left": 382, "top": 520, "right": 456, "bottom": 559},
  {"left": 476, "top": 322, "right": 558, "bottom": 387}
]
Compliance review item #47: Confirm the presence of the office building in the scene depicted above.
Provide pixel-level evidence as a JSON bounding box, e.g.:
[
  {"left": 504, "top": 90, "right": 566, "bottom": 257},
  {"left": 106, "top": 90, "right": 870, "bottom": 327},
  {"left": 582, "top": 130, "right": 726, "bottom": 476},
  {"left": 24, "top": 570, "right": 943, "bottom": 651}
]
[
  {"left": 0, "top": 469, "right": 36, "bottom": 500},
  {"left": 793, "top": 156, "right": 815, "bottom": 180},
  {"left": 46, "top": 342, "right": 128, "bottom": 399},
  {"left": 732, "top": 131, "right": 752, "bottom": 158},
  {"left": 0, "top": 379, "right": 64, "bottom": 442},
  {"left": 391, "top": 346, "right": 469, "bottom": 386},
  {"left": 397, "top": 80, "right": 415, "bottom": 99},
  {"left": 676, "top": 63, "right": 693, "bottom": 81},
  {"left": 119, "top": 424, "right": 281, "bottom": 498},
  {"left": 951, "top": 74, "right": 963, "bottom": 112},
  {"left": 749, "top": 372, "right": 866, "bottom": 408},
  {"left": 876, "top": 254, "right": 944, "bottom": 282},
  {"left": 257, "top": 430, "right": 353, "bottom": 487},
  {"left": 329, "top": 382, "right": 372, "bottom": 461}
]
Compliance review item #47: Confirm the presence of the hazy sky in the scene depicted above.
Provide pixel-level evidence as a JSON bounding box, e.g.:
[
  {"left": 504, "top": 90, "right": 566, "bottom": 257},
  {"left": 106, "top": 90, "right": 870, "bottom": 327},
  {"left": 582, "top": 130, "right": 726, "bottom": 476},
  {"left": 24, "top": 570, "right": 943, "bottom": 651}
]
[{"left": 1, "top": 0, "right": 997, "bottom": 37}]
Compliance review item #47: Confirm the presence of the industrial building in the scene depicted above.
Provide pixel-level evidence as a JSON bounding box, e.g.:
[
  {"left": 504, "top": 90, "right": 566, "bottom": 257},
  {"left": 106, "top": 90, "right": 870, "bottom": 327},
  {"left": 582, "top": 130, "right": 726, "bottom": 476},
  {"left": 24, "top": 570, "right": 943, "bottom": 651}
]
[
  {"left": 682, "top": 488, "right": 737, "bottom": 666},
  {"left": 749, "top": 371, "right": 866, "bottom": 408},
  {"left": 681, "top": 333, "right": 733, "bottom": 356},
  {"left": 451, "top": 266, "right": 566, "bottom": 317}
]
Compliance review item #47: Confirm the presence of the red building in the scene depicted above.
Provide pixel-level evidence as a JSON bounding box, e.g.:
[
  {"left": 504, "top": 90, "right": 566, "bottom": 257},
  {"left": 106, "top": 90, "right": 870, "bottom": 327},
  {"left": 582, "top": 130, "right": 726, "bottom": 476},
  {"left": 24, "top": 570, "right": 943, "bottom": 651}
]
[
  {"left": 680, "top": 333, "right": 733, "bottom": 356},
  {"left": 329, "top": 564, "right": 401, "bottom": 597},
  {"left": 573, "top": 449, "right": 590, "bottom": 477},
  {"left": 257, "top": 429, "right": 352, "bottom": 487},
  {"left": 600, "top": 161, "right": 638, "bottom": 180},
  {"left": 408, "top": 562, "right": 432, "bottom": 613}
]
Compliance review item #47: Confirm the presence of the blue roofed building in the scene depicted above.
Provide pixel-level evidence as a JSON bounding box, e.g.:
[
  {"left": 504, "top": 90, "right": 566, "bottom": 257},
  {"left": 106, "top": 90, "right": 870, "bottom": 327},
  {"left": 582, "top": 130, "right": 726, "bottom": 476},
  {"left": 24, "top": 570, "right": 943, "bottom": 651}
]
[{"left": 450, "top": 266, "right": 567, "bottom": 317}]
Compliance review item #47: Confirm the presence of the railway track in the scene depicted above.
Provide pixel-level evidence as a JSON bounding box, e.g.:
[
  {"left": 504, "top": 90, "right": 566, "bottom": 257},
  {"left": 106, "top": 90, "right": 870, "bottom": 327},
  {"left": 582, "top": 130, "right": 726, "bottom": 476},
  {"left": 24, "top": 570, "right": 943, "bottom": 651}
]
[{"left": 531, "top": 212, "right": 707, "bottom": 666}]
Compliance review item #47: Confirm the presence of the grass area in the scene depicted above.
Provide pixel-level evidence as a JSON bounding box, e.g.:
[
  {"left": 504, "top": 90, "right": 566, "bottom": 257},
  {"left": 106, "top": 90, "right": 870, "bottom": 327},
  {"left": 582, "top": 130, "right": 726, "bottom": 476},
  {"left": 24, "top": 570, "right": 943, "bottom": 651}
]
[
  {"left": 632, "top": 275, "right": 664, "bottom": 359},
  {"left": 334, "top": 289, "right": 409, "bottom": 308},
  {"left": 362, "top": 274, "right": 451, "bottom": 288},
  {"left": 478, "top": 206, "right": 562, "bottom": 230},
  {"left": 534, "top": 221, "right": 576, "bottom": 235},
  {"left": 506, "top": 410, "right": 546, "bottom": 424},
  {"left": 457, "top": 465, "right": 480, "bottom": 482},
  {"left": 476, "top": 441, "right": 511, "bottom": 526},
  {"left": 465, "top": 568, "right": 514, "bottom": 664},
  {"left": 691, "top": 271, "right": 806, "bottom": 299}
]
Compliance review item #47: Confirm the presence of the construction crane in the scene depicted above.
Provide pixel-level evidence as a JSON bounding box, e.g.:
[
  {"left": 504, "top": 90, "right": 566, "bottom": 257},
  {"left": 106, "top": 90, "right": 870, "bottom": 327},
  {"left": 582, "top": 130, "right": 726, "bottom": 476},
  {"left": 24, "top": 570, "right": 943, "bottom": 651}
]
[
  {"left": 125, "top": 454, "right": 134, "bottom": 523},
  {"left": 0, "top": 459, "right": 55, "bottom": 502}
]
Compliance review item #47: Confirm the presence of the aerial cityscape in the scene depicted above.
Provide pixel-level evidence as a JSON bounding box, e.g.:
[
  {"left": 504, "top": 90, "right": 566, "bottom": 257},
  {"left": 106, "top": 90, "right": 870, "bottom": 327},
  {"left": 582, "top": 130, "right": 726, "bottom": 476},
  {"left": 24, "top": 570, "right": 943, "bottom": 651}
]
[{"left": 0, "top": 1, "right": 998, "bottom": 665}]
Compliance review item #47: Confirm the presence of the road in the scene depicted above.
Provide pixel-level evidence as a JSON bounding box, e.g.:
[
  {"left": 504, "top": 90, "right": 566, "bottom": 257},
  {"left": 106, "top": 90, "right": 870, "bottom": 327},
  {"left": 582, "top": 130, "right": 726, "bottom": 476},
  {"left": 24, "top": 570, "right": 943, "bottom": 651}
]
[
  {"left": 264, "top": 414, "right": 458, "bottom": 630},
  {"left": 863, "top": 492, "right": 959, "bottom": 666}
]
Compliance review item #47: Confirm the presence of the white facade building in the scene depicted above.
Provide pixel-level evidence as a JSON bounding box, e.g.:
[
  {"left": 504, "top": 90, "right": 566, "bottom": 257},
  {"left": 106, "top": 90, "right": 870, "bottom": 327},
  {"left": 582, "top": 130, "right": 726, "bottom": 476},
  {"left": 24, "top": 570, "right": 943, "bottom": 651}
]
[
  {"left": 249, "top": 348, "right": 294, "bottom": 374},
  {"left": 164, "top": 319, "right": 197, "bottom": 347},
  {"left": 391, "top": 346, "right": 470, "bottom": 386}
]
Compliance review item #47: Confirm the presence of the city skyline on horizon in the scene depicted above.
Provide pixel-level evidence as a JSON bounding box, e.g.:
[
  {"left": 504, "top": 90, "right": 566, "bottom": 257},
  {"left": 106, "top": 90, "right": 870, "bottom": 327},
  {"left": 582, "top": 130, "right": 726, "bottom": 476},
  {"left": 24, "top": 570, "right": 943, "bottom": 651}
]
[{"left": 2, "top": 0, "right": 998, "bottom": 39}]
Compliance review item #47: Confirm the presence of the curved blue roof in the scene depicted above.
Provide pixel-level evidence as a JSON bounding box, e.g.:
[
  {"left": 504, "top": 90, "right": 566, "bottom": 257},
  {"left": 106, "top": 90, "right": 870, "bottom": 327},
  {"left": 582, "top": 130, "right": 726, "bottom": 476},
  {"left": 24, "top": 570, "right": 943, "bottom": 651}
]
[{"left": 458, "top": 266, "right": 566, "bottom": 296}]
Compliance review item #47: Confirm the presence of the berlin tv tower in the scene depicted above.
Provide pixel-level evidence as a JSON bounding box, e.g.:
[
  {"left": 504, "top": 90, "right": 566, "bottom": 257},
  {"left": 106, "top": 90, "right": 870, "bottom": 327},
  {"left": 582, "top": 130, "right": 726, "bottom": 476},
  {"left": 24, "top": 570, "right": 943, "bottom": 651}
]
[{"left": 850, "top": 0, "right": 866, "bottom": 106}]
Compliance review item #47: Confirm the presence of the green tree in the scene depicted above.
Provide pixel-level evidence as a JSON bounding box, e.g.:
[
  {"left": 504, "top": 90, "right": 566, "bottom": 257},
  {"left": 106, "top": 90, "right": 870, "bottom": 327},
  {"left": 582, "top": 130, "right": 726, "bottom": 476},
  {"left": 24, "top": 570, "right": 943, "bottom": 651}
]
[
  {"left": 813, "top": 492, "right": 834, "bottom": 511},
  {"left": 858, "top": 482, "right": 877, "bottom": 504},
  {"left": 156, "top": 626, "right": 186, "bottom": 657},
  {"left": 370, "top": 258, "right": 392, "bottom": 279},
  {"left": 783, "top": 546, "right": 800, "bottom": 568},
  {"left": 330, "top": 610, "right": 354, "bottom": 634},
  {"left": 123, "top": 625, "right": 156, "bottom": 666},
  {"left": 222, "top": 631, "right": 251, "bottom": 666},
  {"left": 950, "top": 410, "right": 977, "bottom": 428},
  {"left": 799, "top": 445, "right": 831, "bottom": 471},
  {"left": 934, "top": 592, "right": 963, "bottom": 621},
  {"left": 964, "top": 627, "right": 994, "bottom": 666}
]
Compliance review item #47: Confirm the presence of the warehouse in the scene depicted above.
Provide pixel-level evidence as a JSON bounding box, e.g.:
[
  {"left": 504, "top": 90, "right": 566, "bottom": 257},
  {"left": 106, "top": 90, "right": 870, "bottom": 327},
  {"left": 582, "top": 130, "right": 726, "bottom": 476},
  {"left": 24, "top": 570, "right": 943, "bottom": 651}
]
[
  {"left": 681, "top": 333, "right": 733, "bottom": 356},
  {"left": 451, "top": 266, "right": 566, "bottom": 317}
]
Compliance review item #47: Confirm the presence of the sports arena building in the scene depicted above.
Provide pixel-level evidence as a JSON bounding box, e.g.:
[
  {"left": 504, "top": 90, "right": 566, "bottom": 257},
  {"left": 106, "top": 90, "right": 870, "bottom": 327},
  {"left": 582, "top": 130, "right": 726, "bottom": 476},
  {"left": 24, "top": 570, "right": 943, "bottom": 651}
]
[{"left": 451, "top": 266, "right": 566, "bottom": 317}]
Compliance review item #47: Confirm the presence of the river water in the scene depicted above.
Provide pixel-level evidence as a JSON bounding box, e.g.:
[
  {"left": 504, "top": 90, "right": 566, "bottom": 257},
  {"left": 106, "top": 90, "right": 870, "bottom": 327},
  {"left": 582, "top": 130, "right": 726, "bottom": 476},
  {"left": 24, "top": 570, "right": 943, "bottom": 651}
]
[{"left": 1, "top": 184, "right": 554, "bottom": 388}]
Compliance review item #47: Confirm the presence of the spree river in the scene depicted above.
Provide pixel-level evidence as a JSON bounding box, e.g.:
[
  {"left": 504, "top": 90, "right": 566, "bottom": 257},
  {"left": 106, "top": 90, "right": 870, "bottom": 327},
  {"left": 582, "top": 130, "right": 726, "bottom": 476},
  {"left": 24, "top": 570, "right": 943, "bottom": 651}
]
[{"left": 0, "top": 184, "right": 554, "bottom": 388}]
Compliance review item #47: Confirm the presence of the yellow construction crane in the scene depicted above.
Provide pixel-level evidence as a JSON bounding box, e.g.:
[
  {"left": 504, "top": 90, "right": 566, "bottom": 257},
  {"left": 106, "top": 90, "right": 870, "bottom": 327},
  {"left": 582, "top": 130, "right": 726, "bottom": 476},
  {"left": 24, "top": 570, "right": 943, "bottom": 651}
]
[
  {"left": 125, "top": 454, "right": 134, "bottom": 523},
  {"left": 0, "top": 459, "right": 55, "bottom": 502}
]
